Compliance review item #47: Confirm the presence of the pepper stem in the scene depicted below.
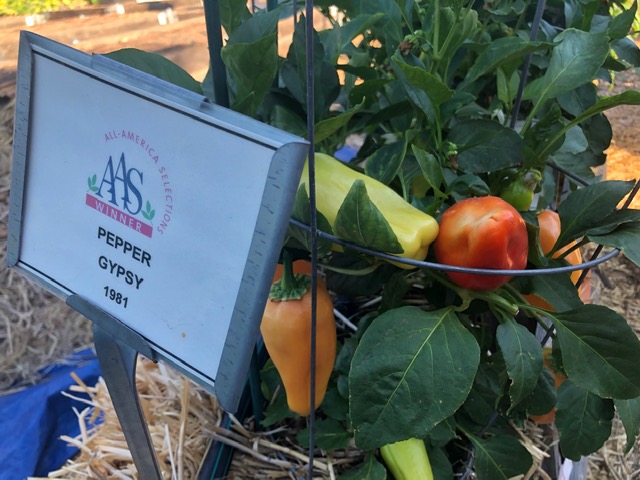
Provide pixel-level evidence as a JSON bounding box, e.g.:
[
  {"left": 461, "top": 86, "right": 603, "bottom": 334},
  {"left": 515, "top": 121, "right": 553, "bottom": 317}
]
[{"left": 270, "top": 251, "right": 311, "bottom": 301}]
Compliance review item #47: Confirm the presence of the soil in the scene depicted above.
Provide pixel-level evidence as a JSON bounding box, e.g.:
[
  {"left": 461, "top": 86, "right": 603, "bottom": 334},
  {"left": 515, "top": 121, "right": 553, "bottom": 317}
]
[{"left": 0, "top": 4, "right": 639, "bottom": 478}]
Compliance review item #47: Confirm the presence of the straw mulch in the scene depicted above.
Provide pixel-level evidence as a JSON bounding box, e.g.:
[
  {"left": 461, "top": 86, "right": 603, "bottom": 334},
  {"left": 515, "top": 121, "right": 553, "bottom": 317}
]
[
  {"left": 37, "top": 358, "right": 221, "bottom": 479},
  {"left": 30, "top": 356, "right": 363, "bottom": 479}
]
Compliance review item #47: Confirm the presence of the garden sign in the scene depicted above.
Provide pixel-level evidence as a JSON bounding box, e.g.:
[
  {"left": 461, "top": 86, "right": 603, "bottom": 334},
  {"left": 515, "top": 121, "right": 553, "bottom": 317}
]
[{"left": 6, "top": 32, "right": 308, "bottom": 412}]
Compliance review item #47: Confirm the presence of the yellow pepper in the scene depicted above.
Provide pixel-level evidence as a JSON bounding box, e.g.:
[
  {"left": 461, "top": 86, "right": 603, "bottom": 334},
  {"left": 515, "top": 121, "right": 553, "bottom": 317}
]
[
  {"left": 301, "top": 153, "right": 439, "bottom": 267},
  {"left": 380, "top": 437, "right": 434, "bottom": 480}
]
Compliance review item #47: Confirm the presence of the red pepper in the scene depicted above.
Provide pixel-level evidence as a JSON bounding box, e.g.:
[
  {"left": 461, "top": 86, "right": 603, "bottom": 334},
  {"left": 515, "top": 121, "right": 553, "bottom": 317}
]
[{"left": 434, "top": 196, "right": 529, "bottom": 291}]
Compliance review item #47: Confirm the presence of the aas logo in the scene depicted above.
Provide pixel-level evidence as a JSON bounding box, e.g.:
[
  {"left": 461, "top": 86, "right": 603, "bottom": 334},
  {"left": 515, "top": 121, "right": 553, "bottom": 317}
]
[{"left": 86, "top": 153, "right": 155, "bottom": 237}]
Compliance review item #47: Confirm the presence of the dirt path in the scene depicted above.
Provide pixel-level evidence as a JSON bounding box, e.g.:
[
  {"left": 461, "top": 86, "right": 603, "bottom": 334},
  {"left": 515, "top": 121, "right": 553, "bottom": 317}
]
[{"left": 0, "top": 0, "right": 211, "bottom": 94}]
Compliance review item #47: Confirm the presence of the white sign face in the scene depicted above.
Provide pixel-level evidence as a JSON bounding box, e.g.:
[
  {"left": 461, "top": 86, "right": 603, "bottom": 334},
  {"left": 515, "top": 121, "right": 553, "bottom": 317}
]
[{"left": 8, "top": 32, "right": 308, "bottom": 411}]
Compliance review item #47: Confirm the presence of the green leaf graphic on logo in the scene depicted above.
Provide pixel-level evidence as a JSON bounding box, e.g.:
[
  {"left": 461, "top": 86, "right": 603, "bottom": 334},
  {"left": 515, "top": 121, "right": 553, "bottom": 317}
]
[
  {"left": 142, "top": 201, "right": 155, "bottom": 221},
  {"left": 87, "top": 174, "right": 99, "bottom": 193}
]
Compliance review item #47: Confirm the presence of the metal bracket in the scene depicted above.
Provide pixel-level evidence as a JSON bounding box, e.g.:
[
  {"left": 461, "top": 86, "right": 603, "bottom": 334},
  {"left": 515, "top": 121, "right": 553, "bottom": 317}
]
[{"left": 66, "top": 294, "right": 163, "bottom": 479}]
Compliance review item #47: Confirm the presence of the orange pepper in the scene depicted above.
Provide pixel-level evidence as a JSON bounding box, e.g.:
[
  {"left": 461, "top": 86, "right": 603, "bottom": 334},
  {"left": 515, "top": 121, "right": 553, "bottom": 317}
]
[
  {"left": 261, "top": 255, "right": 336, "bottom": 416},
  {"left": 524, "top": 210, "right": 590, "bottom": 309}
]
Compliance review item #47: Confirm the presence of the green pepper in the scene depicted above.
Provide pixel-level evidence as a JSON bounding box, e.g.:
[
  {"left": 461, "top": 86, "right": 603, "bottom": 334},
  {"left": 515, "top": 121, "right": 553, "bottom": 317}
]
[
  {"left": 499, "top": 168, "right": 542, "bottom": 211},
  {"left": 300, "top": 153, "right": 439, "bottom": 267},
  {"left": 380, "top": 438, "right": 434, "bottom": 480}
]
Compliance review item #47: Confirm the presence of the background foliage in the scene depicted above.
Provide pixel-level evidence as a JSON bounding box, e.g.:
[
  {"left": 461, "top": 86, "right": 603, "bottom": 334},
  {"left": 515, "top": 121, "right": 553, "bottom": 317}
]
[{"left": 0, "top": 0, "right": 96, "bottom": 16}]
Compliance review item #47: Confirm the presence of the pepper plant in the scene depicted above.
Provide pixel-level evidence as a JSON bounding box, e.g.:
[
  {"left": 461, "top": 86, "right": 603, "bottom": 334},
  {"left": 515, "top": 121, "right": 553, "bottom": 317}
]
[{"left": 106, "top": 0, "right": 640, "bottom": 477}]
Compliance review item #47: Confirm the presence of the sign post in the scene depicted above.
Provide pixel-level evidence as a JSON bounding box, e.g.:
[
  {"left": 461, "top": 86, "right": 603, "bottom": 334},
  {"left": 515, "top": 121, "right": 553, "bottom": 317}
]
[{"left": 8, "top": 31, "right": 308, "bottom": 476}]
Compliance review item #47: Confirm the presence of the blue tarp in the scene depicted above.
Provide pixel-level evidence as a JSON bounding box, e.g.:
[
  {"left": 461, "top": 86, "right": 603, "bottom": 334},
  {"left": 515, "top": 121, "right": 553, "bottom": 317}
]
[{"left": 0, "top": 350, "right": 101, "bottom": 480}]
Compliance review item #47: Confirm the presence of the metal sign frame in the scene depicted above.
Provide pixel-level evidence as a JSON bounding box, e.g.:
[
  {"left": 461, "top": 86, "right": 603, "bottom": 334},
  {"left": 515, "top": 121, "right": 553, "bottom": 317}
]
[{"left": 7, "top": 31, "right": 308, "bottom": 414}]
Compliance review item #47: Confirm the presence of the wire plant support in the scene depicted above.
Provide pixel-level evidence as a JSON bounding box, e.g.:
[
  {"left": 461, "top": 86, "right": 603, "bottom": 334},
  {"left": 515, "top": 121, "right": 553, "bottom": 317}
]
[{"left": 197, "top": 0, "right": 640, "bottom": 477}]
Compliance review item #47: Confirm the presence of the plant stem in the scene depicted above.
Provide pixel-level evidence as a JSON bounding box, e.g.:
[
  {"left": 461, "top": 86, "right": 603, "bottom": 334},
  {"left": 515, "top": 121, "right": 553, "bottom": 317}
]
[
  {"left": 320, "top": 263, "right": 381, "bottom": 276},
  {"left": 425, "top": 270, "right": 519, "bottom": 316},
  {"left": 555, "top": 237, "right": 589, "bottom": 259},
  {"left": 432, "top": 0, "right": 440, "bottom": 61},
  {"left": 280, "top": 250, "right": 296, "bottom": 292}
]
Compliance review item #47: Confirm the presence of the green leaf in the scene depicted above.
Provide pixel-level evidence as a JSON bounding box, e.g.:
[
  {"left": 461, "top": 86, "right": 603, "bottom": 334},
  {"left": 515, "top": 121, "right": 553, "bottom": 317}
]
[
  {"left": 585, "top": 209, "right": 640, "bottom": 236},
  {"left": 585, "top": 113, "right": 613, "bottom": 155},
  {"left": 462, "top": 360, "right": 503, "bottom": 426},
  {"left": 87, "top": 177, "right": 92, "bottom": 190},
  {"left": 350, "top": 0, "right": 403, "bottom": 53},
  {"left": 467, "top": 432, "right": 533, "bottom": 480},
  {"left": 555, "top": 381, "right": 614, "bottom": 460},
  {"left": 521, "top": 261, "right": 583, "bottom": 311},
  {"left": 521, "top": 368, "right": 558, "bottom": 416},
  {"left": 349, "top": 307, "right": 480, "bottom": 449},
  {"left": 268, "top": 104, "right": 307, "bottom": 137},
  {"left": 523, "top": 29, "right": 609, "bottom": 103},
  {"left": 496, "top": 319, "right": 543, "bottom": 411},
  {"left": 557, "top": 83, "right": 598, "bottom": 117},
  {"left": 426, "top": 445, "right": 454, "bottom": 480},
  {"left": 218, "top": 0, "right": 251, "bottom": 36},
  {"left": 607, "top": 1, "right": 637, "bottom": 40},
  {"left": 380, "top": 272, "right": 410, "bottom": 312},
  {"left": 297, "top": 418, "right": 351, "bottom": 451},
  {"left": 321, "top": 385, "right": 350, "bottom": 421},
  {"left": 314, "top": 100, "right": 365, "bottom": 144},
  {"left": 555, "top": 180, "right": 634, "bottom": 249},
  {"left": 364, "top": 139, "right": 407, "bottom": 185},
  {"left": 281, "top": 17, "right": 340, "bottom": 121},
  {"left": 227, "top": 7, "right": 279, "bottom": 44},
  {"left": 427, "top": 418, "right": 457, "bottom": 448},
  {"left": 412, "top": 145, "right": 445, "bottom": 193},
  {"left": 289, "top": 185, "right": 334, "bottom": 257},
  {"left": 389, "top": 59, "right": 436, "bottom": 123},
  {"left": 320, "top": 13, "right": 385, "bottom": 63},
  {"left": 555, "top": 125, "right": 588, "bottom": 155},
  {"left": 448, "top": 174, "right": 491, "bottom": 197},
  {"left": 589, "top": 221, "right": 640, "bottom": 268},
  {"left": 448, "top": 120, "right": 523, "bottom": 174},
  {"left": 102, "top": 49, "right": 202, "bottom": 94},
  {"left": 334, "top": 180, "right": 404, "bottom": 254},
  {"left": 349, "top": 79, "right": 391, "bottom": 106},
  {"left": 435, "top": 7, "right": 480, "bottom": 64},
  {"left": 572, "top": 90, "right": 640, "bottom": 127},
  {"left": 325, "top": 255, "right": 396, "bottom": 297},
  {"left": 496, "top": 68, "right": 520, "bottom": 105},
  {"left": 612, "top": 37, "right": 640, "bottom": 67},
  {"left": 221, "top": 33, "right": 278, "bottom": 118},
  {"left": 339, "top": 452, "right": 388, "bottom": 480},
  {"left": 399, "top": 155, "right": 423, "bottom": 200},
  {"left": 550, "top": 305, "right": 640, "bottom": 399},
  {"left": 550, "top": 151, "right": 602, "bottom": 184},
  {"left": 463, "top": 37, "right": 548, "bottom": 86},
  {"left": 391, "top": 55, "right": 453, "bottom": 106},
  {"left": 615, "top": 397, "right": 640, "bottom": 453}
]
